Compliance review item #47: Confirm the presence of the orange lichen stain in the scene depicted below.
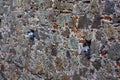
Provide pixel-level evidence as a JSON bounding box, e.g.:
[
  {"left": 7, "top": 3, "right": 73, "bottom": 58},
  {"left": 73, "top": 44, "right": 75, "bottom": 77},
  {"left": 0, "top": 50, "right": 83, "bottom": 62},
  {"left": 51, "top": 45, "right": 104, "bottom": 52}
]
[
  {"left": 108, "top": 37, "right": 115, "bottom": 41},
  {"left": 52, "top": 22, "right": 58, "bottom": 29},
  {"left": 36, "top": 64, "right": 43, "bottom": 72},
  {"left": 71, "top": 29, "right": 76, "bottom": 33},
  {"left": 108, "top": 38, "right": 115, "bottom": 45},
  {"left": 71, "top": 29, "right": 82, "bottom": 39},
  {"left": 102, "top": 15, "right": 112, "bottom": 21},
  {"left": 76, "top": 29, "right": 81, "bottom": 33},
  {"left": 101, "top": 50, "right": 107, "bottom": 56},
  {"left": 118, "top": 37, "right": 120, "bottom": 41},
  {"left": 79, "top": 40, "right": 86, "bottom": 43},
  {"left": 116, "top": 62, "right": 120, "bottom": 67},
  {"left": 71, "top": 29, "right": 81, "bottom": 33},
  {"left": 45, "top": 47, "right": 48, "bottom": 53}
]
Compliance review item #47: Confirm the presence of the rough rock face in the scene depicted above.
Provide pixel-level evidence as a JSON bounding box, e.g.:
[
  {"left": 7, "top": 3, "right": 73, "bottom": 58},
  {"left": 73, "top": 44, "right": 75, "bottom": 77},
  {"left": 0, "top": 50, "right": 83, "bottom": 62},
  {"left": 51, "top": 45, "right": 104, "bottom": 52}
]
[
  {"left": 107, "top": 42, "right": 120, "bottom": 61},
  {"left": 91, "top": 14, "right": 101, "bottom": 28},
  {"left": 105, "top": 0, "right": 115, "bottom": 15},
  {"left": 72, "top": 71, "right": 81, "bottom": 80},
  {"left": 77, "top": 14, "right": 88, "bottom": 29},
  {"left": 92, "top": 59, "right": 101, "bottom": 71},
  {"left": 0, "top": 0, "right": 120, "bottom": 80}
]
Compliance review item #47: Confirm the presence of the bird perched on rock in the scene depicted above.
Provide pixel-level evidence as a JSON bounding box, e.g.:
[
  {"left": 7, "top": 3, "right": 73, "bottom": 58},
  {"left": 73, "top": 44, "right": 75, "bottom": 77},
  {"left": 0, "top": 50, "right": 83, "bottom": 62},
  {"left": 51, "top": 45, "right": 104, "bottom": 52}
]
[
  {"left": 82, "top": 40, "right": 91, "bottom": 59},
  {"left": 27, "top": 29, "right": 35, "bottom": 41}
]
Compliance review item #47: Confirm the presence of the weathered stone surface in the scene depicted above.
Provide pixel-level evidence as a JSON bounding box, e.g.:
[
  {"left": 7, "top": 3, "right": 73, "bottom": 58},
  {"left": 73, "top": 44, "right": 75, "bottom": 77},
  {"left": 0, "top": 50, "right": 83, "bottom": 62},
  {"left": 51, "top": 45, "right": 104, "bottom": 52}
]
[
  {"left": 0, "top": 0, "right": 120, "bottom": 80},
  {"left": 0, "top": 32, "right": 3, "bottom": 40},
  {"left": 106, "top": 76, "right": 119, "bottom": 80},
  {"left": 92, "top": 59, "right": 101, "bottom": 71},
  {"left": 83, "top": 31, "right": 92, "bottom": 40},
  {"left": 91, "top": 14, "right": 101, "bottom": 28},
  {"left": 80, "top": 55, "right": 90, "bottom": 67},
  {"left": 55, "top": 57, "right": 63, "bottom": 71},
  {"left": 107, "top": 42, "right": 120, "bottom": 61},
  {"left": 51, "top": 45, "right": 58, "bottom": 56},
  {"left": 104, "top": 24, "right": 117, "bottom": 38},
  {"left": 69, "top": 37, "right": 78, "bottom": 49},
  {"left": 88, "top": 0, "right": 99, "bottom": 14},
  {"left": 61, "top": 28, "right": 70, "bottom": 38},
  {"left": 105, "top": 0, "right": 115, "bottom": 15},
  {"left": 61, "top": 74, "right": 70, "bottom": 80},
  {"left": 77, "top": 14, "right": 88, "bottom": 29},
  {"left": 72, "top": 71, "right": 81, "bottom": 80},
  {"left": 66, "top": 50, "right": 71, "bottom": 59},
  {"left": 79, "top": 68, "right": 88, "bottom": 77},
  {"left": 95, "top": 30, "right": 105, "bottom": 41},
  {"left": 90, "top": 40, "right": 101, "bottom": 54}
]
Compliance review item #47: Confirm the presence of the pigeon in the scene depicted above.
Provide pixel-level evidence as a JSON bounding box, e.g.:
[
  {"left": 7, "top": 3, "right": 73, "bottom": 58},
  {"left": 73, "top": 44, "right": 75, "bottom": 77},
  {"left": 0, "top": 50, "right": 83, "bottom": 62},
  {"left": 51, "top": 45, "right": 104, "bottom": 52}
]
[
  {"left": 82, "top": 40, "right": 91, "bottom": 59},
  {"left": 28, "top": 29, "right": 35, "bottom": 41}
]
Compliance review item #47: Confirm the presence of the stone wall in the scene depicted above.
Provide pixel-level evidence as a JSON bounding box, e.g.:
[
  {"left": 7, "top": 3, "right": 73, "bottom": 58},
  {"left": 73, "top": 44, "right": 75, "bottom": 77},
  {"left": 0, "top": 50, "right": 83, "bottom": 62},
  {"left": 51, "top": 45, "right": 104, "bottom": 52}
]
[{"left": 0, "top": 0, "right": 120, "bottom": 80}]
